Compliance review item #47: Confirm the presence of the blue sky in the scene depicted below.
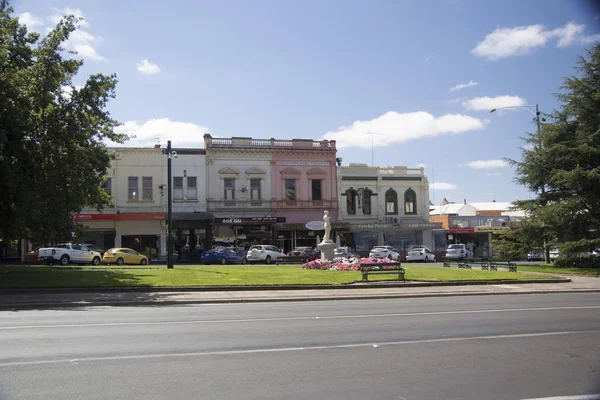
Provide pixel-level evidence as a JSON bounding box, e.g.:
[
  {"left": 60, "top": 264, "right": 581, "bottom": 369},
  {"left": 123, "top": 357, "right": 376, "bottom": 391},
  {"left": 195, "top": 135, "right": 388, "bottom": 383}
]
[{"left": 13, "top": 0, "right": 600, "bottom": 204}]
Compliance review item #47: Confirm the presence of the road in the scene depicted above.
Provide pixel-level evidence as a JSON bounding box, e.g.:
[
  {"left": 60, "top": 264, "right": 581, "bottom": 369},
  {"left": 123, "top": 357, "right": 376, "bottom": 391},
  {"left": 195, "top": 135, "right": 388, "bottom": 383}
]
[{"left": 0, "top": 293, "right": 599, "bottom": 400}]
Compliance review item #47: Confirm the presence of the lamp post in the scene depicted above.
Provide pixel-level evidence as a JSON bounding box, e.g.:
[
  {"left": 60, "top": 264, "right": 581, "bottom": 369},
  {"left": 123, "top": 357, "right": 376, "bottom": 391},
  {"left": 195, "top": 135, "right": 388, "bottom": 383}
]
[
  {"left": 490, "top": 104, "right": 549, "bottom": 263},
  {"left": 166, "top": 141, "right": 177, "bottom": 269}
]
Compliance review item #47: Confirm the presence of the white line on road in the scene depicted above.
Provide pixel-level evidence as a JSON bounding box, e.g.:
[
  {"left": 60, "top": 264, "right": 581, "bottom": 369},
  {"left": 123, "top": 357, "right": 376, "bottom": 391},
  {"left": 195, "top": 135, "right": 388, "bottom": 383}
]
[
  {"left": 1, "top": 305, "right": 599, "bottom": 330},
  {"left": 0, "top": 330, "right": 596, "bottom": 368},
  {"left": 522, "top": 395, "right": 600, "bottom": 400}
]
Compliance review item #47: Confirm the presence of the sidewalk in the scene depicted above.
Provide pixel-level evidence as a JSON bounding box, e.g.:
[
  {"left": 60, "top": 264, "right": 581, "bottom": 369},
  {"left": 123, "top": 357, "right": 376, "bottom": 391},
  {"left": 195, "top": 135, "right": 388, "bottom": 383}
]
[{"left": 1, "top": 274, "right": 598, "bottom": 309}]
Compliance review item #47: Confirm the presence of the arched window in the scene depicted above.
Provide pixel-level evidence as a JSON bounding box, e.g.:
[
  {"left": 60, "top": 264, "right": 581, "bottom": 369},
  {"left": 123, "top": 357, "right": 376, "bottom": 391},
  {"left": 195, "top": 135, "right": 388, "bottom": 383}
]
[
  {"left": 385, "top": 189, "right": 398, "bottom": 214},
  {"left": 346, "top": 189, "right": 358, "bottom": 215},
  {"left": 362, "top": 189, "right": 372, "bottom": 215},
  {"left": 404, "top": 189, "right": 417, "bottom": 214}
]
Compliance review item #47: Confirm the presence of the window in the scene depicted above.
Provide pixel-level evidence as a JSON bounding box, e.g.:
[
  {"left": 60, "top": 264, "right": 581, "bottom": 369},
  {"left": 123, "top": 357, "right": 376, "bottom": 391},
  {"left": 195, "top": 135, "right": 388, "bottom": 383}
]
[
  {"left": 404, "top": 189, "right": 416, "bottom": 214},
  {"left": 285, "top": 179, "right": 296, "bottom": 200},
  {"left": 187, "top": 177, "right": 197, "bottom": 200},
  {"left": 101, "top": 178, "right": 112, "bottom": 196},
  {"left": 128, "top": 177, "right": 138, "bottom": 200},
  {"left": 346, "top": 189, "right": 357, "bottom": 215},
  {"left": 173, "top": 177, "right": 183, "bottom": 200},
  {"left": 250, "top": 178, "right": 261, "bottom": 200},
  {"left": 224, "top": 178, "right": 235, "bottom": 200},
  {"left": 312, "top": 179, "right": 322, "bottom": 201},
  {"left": 143, "top": 177, "right": 152, "bottom": 200},
  {"left": 362, "top": 189, "right": 372, "bottom": 215},
  {"left": 385, "top": 189, "right": 398, "bottom": 214}
]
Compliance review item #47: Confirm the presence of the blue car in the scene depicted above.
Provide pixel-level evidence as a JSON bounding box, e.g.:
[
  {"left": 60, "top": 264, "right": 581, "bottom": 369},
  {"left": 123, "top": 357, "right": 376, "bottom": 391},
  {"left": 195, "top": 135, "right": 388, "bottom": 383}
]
[{"left": 201, "top": 248, "right": 248, "bottom": 265}]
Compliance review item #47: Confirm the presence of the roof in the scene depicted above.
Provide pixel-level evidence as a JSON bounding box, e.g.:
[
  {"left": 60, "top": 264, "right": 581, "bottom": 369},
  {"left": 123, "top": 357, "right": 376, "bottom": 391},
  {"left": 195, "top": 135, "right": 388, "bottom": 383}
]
[
  {"left": 469, "top": 202, "right": 514, "bottom": 212},
  {"left": 429, "top": 204, "right": 466, "bottom": 215}
]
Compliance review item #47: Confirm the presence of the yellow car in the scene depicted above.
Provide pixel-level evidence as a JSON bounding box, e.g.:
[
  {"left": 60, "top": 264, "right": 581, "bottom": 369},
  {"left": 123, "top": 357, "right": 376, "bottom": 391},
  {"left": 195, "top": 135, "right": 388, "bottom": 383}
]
[{"left": 102, "top": 248, "right": 149, "bottom": 265}]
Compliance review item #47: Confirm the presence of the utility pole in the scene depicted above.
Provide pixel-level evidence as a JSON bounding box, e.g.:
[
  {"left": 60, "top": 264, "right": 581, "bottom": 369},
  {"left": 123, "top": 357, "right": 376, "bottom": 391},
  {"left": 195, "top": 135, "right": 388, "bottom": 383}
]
[{"left": 167, "top": 140, "right": 174, "bottom": 269}]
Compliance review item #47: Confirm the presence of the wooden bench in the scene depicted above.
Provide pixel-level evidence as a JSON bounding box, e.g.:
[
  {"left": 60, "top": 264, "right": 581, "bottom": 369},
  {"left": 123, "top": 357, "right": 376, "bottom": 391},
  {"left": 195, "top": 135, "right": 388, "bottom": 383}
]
[
  {"left": 276, "top": 255, "right": 307, "bottom": 265},
  {"left": 360, "top": 262, "right": 404, "bottom": 282}
]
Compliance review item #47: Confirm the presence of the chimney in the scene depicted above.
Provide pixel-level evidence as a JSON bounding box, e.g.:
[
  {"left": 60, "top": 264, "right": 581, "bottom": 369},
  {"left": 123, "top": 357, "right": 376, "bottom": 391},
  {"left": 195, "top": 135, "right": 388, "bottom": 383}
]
[{"left": 154, "top": 144, "right": 161, "bottom": 148}]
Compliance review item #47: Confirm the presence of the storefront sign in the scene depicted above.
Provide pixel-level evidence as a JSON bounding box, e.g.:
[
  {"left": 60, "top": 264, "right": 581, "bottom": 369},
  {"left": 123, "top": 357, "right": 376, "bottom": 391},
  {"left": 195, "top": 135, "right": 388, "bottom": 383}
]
[
  {"left": 74, "top": 213, "right": 165, "bottom": 221},
  {"left": 276, "top": 161, "right": 330, "bottom": 166},
  {"left": 449, "top": 227, "right": 475, "bottom": 234},
  {"left": 399, "top": 222, "right": 443, "bottom": 229},
  {"left": 304, "top": 221, "right": 325, "bottom": 230},
  {"left": 354, "top": 224, "right": 395, "bottom": 230},
  {"left": 474, "top": 226, "right": 510, "bottom": 233},
  {"left": 217, "top": 217, "right": 286, "bottom": 225}
]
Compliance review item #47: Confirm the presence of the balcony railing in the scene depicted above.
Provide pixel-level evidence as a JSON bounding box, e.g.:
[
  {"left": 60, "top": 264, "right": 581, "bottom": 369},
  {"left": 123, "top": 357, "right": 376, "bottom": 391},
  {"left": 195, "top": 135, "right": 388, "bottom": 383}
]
[
  {"left": 271, "top": 199, "right": 338, "bottom": 210},
  {"left": 207, "top": 199, "right": 339, "bottom": 212},
  {"left": 205, "top": 137, "right": 336, "bottom": 150}
]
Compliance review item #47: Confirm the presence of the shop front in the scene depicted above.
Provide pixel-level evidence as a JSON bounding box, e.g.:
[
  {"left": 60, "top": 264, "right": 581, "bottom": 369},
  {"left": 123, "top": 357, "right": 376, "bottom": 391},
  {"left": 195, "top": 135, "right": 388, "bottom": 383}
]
[
  {"left": 170, "top": 212, "right": 214, "bottom": 262},
  {"left": 213, "top": 216, "right": 286, "bottom": 250}
]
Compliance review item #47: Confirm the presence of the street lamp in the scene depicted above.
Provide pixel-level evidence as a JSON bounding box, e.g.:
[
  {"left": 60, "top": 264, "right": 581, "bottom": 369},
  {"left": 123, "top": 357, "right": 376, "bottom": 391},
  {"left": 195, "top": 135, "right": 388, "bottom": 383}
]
[{"left": 166, "top": 141, "right": 177, "bottom": 269}]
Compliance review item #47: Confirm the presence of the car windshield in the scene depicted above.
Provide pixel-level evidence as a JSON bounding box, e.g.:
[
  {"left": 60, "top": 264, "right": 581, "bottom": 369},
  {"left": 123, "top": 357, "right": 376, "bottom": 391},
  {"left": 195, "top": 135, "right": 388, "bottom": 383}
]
[
  {"left": 448, "top": 245, "right": 463, "bottom": 249},
  {"left": 410, "top": 248, "right": 425, "bottom": 252}
]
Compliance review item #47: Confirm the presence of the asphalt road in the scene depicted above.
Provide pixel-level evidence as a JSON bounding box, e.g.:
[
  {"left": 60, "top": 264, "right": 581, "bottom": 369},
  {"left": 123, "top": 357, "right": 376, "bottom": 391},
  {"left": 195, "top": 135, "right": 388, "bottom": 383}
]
[{"left": 0, "top": 293, "right": 599, "bottom": 400}]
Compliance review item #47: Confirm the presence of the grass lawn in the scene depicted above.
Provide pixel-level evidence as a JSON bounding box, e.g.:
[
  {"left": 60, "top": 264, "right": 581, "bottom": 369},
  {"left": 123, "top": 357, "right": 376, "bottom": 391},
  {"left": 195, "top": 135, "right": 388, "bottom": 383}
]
[
  {"left": 516, "top": 264, "right": 600, "bottom": 276},
  {"left": 0, "top": 264, "right": 558, "bottom": 289}
]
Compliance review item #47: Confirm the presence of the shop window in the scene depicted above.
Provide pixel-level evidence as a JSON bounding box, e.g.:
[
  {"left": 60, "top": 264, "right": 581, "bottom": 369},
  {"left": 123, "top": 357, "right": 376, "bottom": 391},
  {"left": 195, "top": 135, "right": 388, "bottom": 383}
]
[
  {"left": 404, "top": 189, "right": 416, "bottom": 214},
  {"left": 143, "top": 177, "right": 153, "bottom": 200},
  {"left": 224, "top": 178, "right": 235, "bottom": 200},
  {"left": 346, "top": 189, "right": 357, "bottom": 215},
  {"left": 173, "top": 177, "right": 183, "bottom": 200},
  {"left": 187, "top": 177, "right": 197, "bottom": 200},
  {"left": 362, "top": 189, "right": 372, "bottom": 215},
  {"left": 128, "top": 176, "right": 138, "bottom": 200},
  {"left": 101, "top": 177, "right": 112, "bottom": 196},
  {"left": 285, "top": 179, "right": 296, "bottom": 200},
  {"left": 312, "top": 179, "right": 322, "bottom": 201},
  {"left": 250, "top": 178, "right": 261, "bottom": 200},
  {"left": 385, "top": 189, "right": 398, "bottom": 214}
]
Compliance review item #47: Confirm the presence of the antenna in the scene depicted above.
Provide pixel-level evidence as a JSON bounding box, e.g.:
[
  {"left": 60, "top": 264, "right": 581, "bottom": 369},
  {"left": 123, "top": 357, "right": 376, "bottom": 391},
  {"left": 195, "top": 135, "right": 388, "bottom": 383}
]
[{"left": 364, "top": 132, "right": 385, "bottom": 166}]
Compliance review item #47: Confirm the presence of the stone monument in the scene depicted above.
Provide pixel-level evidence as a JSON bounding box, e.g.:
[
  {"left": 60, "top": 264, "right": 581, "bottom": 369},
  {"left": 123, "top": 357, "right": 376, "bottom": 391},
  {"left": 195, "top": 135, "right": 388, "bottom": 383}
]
[{"left": 319, "top": 210, "right": 336, "bottom": 261}]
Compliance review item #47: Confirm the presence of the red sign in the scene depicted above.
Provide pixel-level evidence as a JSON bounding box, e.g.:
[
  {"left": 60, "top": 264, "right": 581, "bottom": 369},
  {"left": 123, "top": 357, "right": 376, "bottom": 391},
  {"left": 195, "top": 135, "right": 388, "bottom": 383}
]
[
  {"left": 74, "top": 213, "right": 165, "bottom": 221},
  {"left": 448, "top": 227, "right": 475, "bottom": 234}
]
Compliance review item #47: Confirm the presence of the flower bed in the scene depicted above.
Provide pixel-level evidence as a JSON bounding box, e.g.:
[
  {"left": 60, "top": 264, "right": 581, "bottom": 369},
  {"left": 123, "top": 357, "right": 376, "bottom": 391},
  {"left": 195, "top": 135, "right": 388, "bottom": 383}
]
[{"left": 302, "top": 257, "right": 396, "bottom": 271}]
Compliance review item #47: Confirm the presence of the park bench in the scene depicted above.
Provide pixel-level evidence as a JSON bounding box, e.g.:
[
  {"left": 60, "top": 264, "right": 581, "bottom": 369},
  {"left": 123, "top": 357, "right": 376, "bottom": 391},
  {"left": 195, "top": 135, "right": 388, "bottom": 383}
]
[
  {"left": 489, "top": 260, "right": 518, "bottom": 272},
  {"left": 276, "top": 255, "right": 307, "bottom": 265},
  {"left": 359, "top": 261, "right": 404, "bottom": 282},
  {"left": 442, "top": 258, "right": 474, "bottom": 269}
]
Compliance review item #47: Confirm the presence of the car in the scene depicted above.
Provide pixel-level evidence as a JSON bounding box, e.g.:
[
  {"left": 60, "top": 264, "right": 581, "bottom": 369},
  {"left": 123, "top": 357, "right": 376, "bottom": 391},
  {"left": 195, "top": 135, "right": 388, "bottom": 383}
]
[
  {"left": 201, "top": 247, "right": 247, "bottom": 265},
  {"left": 102, "top": 248, "right": 149, "bottom": 265},
  {"left": 527, "top": 248, "right": 544, "bottom": 261},
  {"left": 246, "top": 245, "right": 286, "bottom": 265},
  {"left": 334, "top": 247, "right": 359, "bottom": 259},
  {"left": 287, "top": 247, "right": 320, "bottom": 262},
  {"left": 369, "top": 246, "right": 400, "bottom": 260},
  {"left": 445, "top": 243, "right": 472, "bottom": 259},
  {"left": 38, "top": 243, "right": 103, "bottom": 266},
  {"left": 406, "top": 246, "right": 436, "bottom": 263},
  {"left": 84, "top": 244, "right": 107, "bottom": 257}
]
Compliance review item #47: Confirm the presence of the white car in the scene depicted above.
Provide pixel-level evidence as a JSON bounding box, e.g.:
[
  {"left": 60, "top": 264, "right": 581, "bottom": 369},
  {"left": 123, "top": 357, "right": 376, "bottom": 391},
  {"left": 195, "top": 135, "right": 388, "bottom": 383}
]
[
  {"left": 406, "top": 247, "right": 436, "bottom": 263},
  {"left": 38, "top": 243, "right": 103, "bottom": 266},
  {"left": 246, "top": 245, "right": 286, "bottom": 265},
  {"left": 369, "top": 246, "right": 400, "bottom": 261},
  {"left": 445, "top": 244, "right": 472, "bottom": 259}
]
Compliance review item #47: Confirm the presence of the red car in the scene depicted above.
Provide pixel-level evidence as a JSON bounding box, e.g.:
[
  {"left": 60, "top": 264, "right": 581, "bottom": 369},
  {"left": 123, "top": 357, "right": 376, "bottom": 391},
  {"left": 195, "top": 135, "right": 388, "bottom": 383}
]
[{"left": 287, "top": 247, "right": 320, "bottom": 262}]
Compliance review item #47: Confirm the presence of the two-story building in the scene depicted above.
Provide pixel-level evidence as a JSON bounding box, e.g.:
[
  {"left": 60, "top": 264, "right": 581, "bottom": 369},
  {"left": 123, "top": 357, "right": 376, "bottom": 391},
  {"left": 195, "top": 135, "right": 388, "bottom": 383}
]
[{"left": 337, "top": 163, "right": 437, "bottom": 256}]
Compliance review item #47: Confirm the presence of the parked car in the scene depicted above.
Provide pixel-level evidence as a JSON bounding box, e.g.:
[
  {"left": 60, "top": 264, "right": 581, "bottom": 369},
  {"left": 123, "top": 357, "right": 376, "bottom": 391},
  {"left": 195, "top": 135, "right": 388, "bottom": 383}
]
[
  {"left": 369, "top": 246, "right": 400, "bottom": 260},
  {"left": 445, "top": 243, "right": 472, "bottom": 259},
  {"left": 287, "top": 247, "right": 320, "bottom": 262},
  {"left": 246, "top": 245, "right": 286, "bottom": 265},
  {"left": 527, "top": 248, "right": 544, "bottom": 261},
  {"left": 201, "top": 247, "right": 247, "bottom": 265},
  {"left": 38, "top": 243, "right": 103, "bottom": 266},
  {"left": 334, "top": 247, "right": 359, "bottom": 259},
  {"left": 84, "top": 244, "right": 107, "bottom": 257},
  {"left": 406, "top": 246, "right": 436, "bottom": 263},
  {"left": 102, "top": 248, "right": 149, "bottom": 265}
]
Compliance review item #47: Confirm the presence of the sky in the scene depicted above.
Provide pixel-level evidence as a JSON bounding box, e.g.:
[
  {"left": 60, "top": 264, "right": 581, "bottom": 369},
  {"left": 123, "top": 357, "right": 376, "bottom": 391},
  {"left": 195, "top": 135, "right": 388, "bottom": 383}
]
[{"left": 11, "top": 0, "right": 600, "bottom": 204}]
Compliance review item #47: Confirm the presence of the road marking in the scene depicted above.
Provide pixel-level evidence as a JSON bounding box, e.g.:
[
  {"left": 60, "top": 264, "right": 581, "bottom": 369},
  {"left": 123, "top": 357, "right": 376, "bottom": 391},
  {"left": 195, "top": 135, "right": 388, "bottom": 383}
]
[
  {"left": 0, "top": 305, "right": 599, "bottom": 331},
  {"left": 0, "top": 330, "right": 597, "bottom": 368},
  {"left": 522, "top": 395, "right": 600, "bottom": 400}
]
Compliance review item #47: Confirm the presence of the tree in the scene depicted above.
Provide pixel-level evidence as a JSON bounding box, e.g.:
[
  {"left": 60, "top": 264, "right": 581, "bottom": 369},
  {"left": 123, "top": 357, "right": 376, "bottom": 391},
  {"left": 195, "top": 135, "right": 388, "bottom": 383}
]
[
  {"left": 508, "top": 43, "right": 600, "bottom": 263},
  {"left": 0, "top": 1, "right": 126, "bottom": 244}
]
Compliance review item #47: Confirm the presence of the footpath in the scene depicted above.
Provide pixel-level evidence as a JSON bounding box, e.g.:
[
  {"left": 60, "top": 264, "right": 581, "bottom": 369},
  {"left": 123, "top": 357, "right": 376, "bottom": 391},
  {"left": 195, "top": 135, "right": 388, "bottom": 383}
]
[{"left": 0, "top": 273, "right": 599, "bottom": 309}]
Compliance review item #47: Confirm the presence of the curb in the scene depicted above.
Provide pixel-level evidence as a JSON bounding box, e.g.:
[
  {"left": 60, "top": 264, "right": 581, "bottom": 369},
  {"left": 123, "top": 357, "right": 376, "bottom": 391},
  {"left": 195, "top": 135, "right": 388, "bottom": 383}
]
[{"left": 0, "top": 278, "right": 571, "bottom": 295}]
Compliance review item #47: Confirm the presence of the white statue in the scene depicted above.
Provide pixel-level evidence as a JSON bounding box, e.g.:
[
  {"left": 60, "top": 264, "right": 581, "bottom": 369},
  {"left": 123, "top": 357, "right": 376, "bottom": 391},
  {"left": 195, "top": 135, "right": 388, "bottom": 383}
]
[{"left": 323, "top": 210, "right": 331, "bottom": 242}]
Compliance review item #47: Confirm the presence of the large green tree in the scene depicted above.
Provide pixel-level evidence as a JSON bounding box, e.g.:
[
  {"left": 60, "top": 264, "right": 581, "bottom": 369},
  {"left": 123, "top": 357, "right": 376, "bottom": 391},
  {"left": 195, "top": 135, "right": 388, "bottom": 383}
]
[
  {"left": 508, "top": 43, "right": 600, "bottom": 263},
  {"left": 0, "top": 1, "right": 126, "bottom": 244}
]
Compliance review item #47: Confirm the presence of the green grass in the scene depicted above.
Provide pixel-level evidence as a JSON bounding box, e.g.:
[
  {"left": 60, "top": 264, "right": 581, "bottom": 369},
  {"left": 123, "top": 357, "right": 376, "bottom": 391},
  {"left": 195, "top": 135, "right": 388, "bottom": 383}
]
[
  {"left": 516, "top": 264, "right": 600, "bottom": 276},
  {"left": 0, "top": 264, "right": 558, "bottom": 289}
]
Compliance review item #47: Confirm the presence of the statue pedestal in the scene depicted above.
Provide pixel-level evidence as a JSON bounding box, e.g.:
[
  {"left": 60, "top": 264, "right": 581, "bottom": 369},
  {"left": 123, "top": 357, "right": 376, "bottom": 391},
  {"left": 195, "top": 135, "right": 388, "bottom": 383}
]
[{"left": 319, "top": 240, "right": 336, "bottom": 261}]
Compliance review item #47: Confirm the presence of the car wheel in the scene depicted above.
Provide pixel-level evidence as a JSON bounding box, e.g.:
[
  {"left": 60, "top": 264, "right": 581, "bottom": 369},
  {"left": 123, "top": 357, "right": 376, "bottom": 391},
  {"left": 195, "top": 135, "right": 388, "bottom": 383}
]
[
  {"left": 92, "top": 257, "right": 101, "bottom": 266},
  {"left": 60, "top": 255, "right": 70, "bottom": 266},
  {"left": 220, "top": 257, "right": 227, "bottom": 265},
  {"left": 140, "top": 259, "right": 147, "bottom": 265},
  {"left": 116, "top": 258, "right": 124, "bottom": 266},
  {"left": 265, "top": 255, "right": 272, "bottom": 265},
  {"left": 241, "top": 257, "right": 247, "bottom": 265}
]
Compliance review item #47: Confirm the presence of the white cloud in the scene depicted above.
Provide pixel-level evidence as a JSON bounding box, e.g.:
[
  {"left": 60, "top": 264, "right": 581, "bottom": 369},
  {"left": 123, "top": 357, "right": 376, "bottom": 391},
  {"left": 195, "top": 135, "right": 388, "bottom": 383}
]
[
  {"left": 136, "top": 59, "right": 161, "bottom": 75},
  {"left": 431, "top": 182, "right": 457, "bottom": 190},
  {"left": 60, "top": 85, "right": 83, "bottom": 99},
  {"left": 322, "top": 111, "right": 485, "bottom": 149},
  {"left": 46, "top": 8, "right": 103, "bottom": 61},
  {"left": 462, "top": 95, "right": 526, "bottom": 111},
  {"left": 449, "top": 80, "right": 479, "bottom": 92},
  {"left": 416, "top": 163, "right": 427, "bottom": 169},
  {"left": 18, "top": 12, "right": 43, "bottom": 31},
  {"left": 111, "top": 118, "right": 210, "bottom": 148},
  {"left": 47, "top": 7, "right": 89, "bottom": 27},
  {"left": 446, "top": 98, "right": 463, "bottom": 104},
  {"left": 463, "top": 160, "right": 508, "bottom": 169},
  {"left": 472, "top": 22, "right": 600, "bottom": 60}
]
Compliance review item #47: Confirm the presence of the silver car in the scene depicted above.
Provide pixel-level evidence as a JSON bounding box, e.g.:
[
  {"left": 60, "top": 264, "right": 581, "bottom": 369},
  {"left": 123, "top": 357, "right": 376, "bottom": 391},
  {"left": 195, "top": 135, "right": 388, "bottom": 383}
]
[
  {"left": 368, "top": 246, "right": 400, "bottom": 260},
  {"left": 246, "top": 245, "right": 286, "bottom": 265}
]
